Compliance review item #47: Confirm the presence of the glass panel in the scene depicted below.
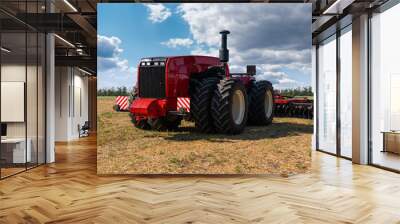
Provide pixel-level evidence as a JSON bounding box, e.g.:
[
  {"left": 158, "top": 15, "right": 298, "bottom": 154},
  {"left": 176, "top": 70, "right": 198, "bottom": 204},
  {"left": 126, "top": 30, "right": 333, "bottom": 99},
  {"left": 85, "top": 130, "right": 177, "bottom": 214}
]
[
  {"left": 38, "top": 32, "right": 45, "bottom": 165},
  {"left": 317, "top": 35, "right": 337, "bottom": 154},
  {"left": 1, "top": 31, "right": 27, "bottom": 177},
  {"left": 340, "top": 27, "right": 352, "bottom": 158},
  {"left": 27, "top": 30, "right": 38, "bottom": 169},
  {"left": 27, "top": 0, "right": 39, "bottom": 170},
  {"left": 371, "top": 4, "right": 400, "bottom": 171},
  {"left": 0, "top": 1, "right": 46, "bottom": 178}
]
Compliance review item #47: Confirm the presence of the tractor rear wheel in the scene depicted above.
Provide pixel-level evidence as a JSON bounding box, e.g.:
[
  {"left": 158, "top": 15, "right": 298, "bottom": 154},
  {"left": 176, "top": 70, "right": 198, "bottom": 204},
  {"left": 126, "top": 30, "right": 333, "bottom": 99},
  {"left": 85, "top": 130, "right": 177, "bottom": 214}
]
[
  {"left": 191, "top": 77, "right": 220, "bottom": 133},
  {"left": 248, "top": 80, "right": 274, "bottom": 125},
  {"left": 148, "top": 116, "right": 182, "bottom": 131},
  {"left": 211, "top": 79, "right": 248, "bottom": 134}
]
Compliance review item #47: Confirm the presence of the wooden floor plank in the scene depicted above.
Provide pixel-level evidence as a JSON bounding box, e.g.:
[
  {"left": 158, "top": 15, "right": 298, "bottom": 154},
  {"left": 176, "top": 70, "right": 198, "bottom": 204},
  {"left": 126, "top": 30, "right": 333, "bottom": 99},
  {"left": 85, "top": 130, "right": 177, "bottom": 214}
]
[{"left": 0, "top": 135, "right": 400, "bottom": 223}]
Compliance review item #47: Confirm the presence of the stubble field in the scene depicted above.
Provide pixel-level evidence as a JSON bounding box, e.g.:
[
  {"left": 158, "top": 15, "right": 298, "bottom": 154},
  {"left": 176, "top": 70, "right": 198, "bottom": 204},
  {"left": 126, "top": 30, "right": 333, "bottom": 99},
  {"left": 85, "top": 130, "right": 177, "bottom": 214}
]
[{"left": 97, "top": 96, "right": 312, "bottom": 175}]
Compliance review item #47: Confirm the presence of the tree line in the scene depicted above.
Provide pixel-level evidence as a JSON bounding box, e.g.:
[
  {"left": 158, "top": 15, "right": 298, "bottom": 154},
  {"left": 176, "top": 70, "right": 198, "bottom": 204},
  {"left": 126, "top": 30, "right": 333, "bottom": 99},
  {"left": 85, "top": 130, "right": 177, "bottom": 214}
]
[
  {"left": 97, "top": 86, "right": 313, "bottom": 97},
  {"left": 275, "top": 86, "right": 313, "bottom": 97},
  {"left": 97, "top": 87, "right": 131, "bottom": 96}
]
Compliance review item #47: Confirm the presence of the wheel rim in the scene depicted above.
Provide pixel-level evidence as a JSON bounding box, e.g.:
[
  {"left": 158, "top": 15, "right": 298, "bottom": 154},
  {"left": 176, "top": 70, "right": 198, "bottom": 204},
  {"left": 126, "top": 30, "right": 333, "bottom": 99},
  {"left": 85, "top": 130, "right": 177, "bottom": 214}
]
[
  {"left": 232, "top": 89, "right": 245, "bottom": 125},
  {"left": 264, "top": 90, "right": 273, "bottom": 118}
]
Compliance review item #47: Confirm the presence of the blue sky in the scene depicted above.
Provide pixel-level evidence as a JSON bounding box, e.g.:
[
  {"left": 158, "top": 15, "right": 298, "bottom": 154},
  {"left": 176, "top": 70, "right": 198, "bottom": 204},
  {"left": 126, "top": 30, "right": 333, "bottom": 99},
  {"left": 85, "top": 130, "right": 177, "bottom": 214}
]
[{"left": 97, "top": 3, "right": 311, "bottom": 90}]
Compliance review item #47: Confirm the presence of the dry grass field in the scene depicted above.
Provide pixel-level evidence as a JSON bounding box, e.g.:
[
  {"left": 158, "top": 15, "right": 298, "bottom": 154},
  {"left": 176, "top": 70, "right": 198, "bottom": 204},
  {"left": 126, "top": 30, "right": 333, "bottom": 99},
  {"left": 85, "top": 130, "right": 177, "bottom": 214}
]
[{"left": 97, "top": 96, "right": 312, "bottom": 175}]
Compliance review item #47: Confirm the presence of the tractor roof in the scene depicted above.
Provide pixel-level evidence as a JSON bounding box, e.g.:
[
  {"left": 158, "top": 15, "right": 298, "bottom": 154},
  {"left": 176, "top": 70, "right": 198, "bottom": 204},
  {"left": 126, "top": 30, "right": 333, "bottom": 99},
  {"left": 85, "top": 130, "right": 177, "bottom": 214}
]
[
  {"left": 140, "top": 55, "right": 219, "bottom": 62},
  {"left": 140, "top": 57, "right": 167, "bottom": 62}
]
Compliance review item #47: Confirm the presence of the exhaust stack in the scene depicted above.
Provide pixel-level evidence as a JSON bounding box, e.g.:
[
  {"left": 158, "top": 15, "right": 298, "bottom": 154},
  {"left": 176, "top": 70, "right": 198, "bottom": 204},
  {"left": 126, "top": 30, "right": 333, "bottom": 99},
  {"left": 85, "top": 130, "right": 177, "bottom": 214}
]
[{"left": 219, "top": 30, "right": 230, "bottom": 63}]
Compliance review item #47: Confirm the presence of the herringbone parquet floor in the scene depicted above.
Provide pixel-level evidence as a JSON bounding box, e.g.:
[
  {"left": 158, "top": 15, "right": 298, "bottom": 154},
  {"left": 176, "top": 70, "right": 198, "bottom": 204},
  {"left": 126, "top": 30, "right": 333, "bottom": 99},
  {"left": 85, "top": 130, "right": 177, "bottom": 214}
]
[{"left": 1, "top": 135, "right": 400, "bottom": 223}]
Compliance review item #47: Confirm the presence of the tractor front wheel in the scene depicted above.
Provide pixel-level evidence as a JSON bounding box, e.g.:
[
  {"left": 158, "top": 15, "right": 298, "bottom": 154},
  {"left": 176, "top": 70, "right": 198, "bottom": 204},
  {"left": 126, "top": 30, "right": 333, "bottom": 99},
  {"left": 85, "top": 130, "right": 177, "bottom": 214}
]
[
  {"left": 211, "top": 79, "right": 248, "bottom": 134},
  {"left": 248, "top": 80, "right": 274, "bottom": 125},
  {"left": 190, "top": 77, "right": 220, "bottom": 133}
]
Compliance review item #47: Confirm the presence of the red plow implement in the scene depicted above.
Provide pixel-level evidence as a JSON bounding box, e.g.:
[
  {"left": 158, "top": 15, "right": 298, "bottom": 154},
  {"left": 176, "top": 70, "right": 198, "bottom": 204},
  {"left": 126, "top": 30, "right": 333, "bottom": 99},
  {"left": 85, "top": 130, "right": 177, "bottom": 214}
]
[{"left": 274, "top": 94, "right": 313, "bottom": 119}]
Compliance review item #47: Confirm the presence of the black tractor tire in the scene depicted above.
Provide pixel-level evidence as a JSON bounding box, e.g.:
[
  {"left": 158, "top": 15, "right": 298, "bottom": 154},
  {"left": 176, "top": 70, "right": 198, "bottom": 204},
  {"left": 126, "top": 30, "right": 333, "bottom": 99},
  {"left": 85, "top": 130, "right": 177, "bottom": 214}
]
[
  {"left": 148, "top": 116, "right": 182, "bottom": 131},
  {"left": 248, "top": 80, "right": 274, "bottom": 125},
  {"left": 211, "top": 79, "right": 248, "bottom": 134},
  {"left": 190, "top": 77, "right": 220, "bottom": 133}
]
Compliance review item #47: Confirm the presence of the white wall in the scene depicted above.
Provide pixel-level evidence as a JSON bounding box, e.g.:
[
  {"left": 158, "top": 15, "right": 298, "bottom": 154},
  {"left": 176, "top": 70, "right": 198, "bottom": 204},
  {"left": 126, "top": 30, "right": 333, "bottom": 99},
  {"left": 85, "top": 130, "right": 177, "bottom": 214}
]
[
  {"left": 71, "top": 72, "right": 89, "bottom": 138},
  {"left": 1, "top": 64, "right": 26, "bottom": 126},
  {"left": 1, "top": 65, "right": 28, "bottom": 138},
  {"left": 55, "top": 66, "right": 69, "bottom": 141},
  {"left": 55, "top": 67, "right": 89, "bottom": 141}
]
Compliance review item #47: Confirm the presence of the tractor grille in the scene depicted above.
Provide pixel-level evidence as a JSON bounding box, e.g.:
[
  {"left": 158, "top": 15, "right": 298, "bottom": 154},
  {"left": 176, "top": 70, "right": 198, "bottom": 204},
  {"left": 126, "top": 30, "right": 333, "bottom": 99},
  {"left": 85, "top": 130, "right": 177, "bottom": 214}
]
[{"left": 138, "top": 65, "right": 166, "bottom": 98}]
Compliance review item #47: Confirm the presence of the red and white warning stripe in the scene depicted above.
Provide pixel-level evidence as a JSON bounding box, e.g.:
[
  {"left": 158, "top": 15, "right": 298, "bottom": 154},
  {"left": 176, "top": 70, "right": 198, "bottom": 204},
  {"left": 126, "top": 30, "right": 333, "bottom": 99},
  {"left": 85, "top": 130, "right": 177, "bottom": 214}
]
[
  {"left": 115, "top": 96, "right": 129, "bottom": 111},
  {"left": 177, "top": 97, "right": 190, "bottom": 112}
]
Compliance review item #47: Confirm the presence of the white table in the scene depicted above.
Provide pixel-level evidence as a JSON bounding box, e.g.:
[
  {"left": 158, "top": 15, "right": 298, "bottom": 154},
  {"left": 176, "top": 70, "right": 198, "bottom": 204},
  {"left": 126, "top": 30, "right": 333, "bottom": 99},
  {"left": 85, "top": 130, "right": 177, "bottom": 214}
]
[{"left": 1, "top": 138, "right": 31, "bottom": 163}]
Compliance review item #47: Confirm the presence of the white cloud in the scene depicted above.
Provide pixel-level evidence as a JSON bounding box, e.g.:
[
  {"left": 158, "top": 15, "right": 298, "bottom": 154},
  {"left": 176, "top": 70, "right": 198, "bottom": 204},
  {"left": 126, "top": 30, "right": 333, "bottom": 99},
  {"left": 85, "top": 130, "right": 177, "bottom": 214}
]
[
  {"left": 98, "top": 35, "right": 123, "bottom": 58},
  {"left": 98, "top": 63, "right": 137, "bottom": 89},
  {"left": 97, "top": 35, "right": 136, "bottom": 88},
  {"left": 254, "top": 64, "right": 308, "bottom": 89},
  {"left": 190, "top": 46, "right": 218, "bottom": 56},
  {"left": 256, "top": 71, "right": 302, "bottom": 89},
  {"left": 177, "top": 4, "right": 311, "bottom": 89},
  {"left": 177, "top": 4, "right": 310, "bottom": 50},
  {"left": 161, "top": 38, "right": 193, "bottom": 48},
  {"left": 145, "top": 4, "right": 171, "bottom": 23}
]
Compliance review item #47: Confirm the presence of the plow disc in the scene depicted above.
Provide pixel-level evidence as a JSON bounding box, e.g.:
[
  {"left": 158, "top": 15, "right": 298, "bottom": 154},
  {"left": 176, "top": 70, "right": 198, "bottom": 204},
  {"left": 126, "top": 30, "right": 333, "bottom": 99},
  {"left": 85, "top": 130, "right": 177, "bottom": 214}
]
[{"left": 274, "top": 94, "right": 313, "bottom": 119}]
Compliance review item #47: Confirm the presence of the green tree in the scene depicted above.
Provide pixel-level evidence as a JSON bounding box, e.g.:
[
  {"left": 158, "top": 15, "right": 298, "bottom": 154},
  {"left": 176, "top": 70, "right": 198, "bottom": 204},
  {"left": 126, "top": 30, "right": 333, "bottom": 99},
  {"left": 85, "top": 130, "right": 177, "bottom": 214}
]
[{"left": 97, "top": 87, "right": 131, "bottom": 96}]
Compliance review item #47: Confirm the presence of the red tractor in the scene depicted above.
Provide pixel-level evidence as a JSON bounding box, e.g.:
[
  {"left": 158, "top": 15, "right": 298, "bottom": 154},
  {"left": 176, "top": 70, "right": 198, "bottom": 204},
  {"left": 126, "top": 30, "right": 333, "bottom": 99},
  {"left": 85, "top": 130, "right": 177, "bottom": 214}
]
[{"left": 130, "top": 30, "right": 274, "bottom": 134}]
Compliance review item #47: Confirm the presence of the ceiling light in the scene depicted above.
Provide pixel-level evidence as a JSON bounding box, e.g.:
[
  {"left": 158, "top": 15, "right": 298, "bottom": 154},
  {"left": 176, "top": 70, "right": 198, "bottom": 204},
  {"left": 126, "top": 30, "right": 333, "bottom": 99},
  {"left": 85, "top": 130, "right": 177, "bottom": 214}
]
[
  {"left": 323, "top": 0, "right": 355, "bottom": 15},
  {"left": 54, "top": 34, "right": 75, "bottom": 48},
  {"left": 63, "top": 0, "right": 78, "bottom": 12},
  {"left": 76, "top": 48, "right": 86, "bottom": 56},
  {"left": 78, "top": 67, "right": 92, "bottom": 76},
  {"left": 1, "top": 47, "right": 11, "bottom": 53}
]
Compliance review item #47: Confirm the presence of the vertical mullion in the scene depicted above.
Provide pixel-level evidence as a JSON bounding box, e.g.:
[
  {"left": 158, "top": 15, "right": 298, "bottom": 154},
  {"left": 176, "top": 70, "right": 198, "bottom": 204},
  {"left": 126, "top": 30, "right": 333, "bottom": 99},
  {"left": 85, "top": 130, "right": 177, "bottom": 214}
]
[
  {"left": 36, "top": 0, "right": 39, "bottom": 167},
  {"left": 367, "top": 11, "right": 373, "bottom": 165},
  {"left": 0, "top": 21, "right": 2, "bottom": 179},
  {"left": 25, "top": 0, "right": 28, "bottom": 171},
  {"left": 316, "top": 44, "right": 319, "bottom": 151},
  {"left": 44, "top": 0, "right": 47, "bottom": 164},
  {"left": 60, "top": 68, "right": 62, "bottom": 117},
  {"left": 73, "top": 68, "right": 75, "bottom": 118},
  {"left": 336, "top": 28, "right": 341, "bottom": 157},
  {"left": 69, "top": 69, "right": 71, "bottom": 118}
]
